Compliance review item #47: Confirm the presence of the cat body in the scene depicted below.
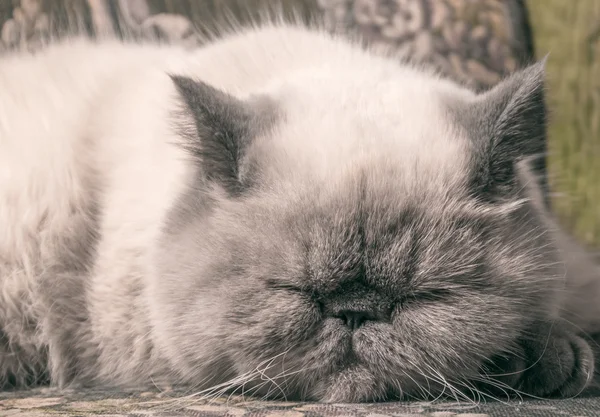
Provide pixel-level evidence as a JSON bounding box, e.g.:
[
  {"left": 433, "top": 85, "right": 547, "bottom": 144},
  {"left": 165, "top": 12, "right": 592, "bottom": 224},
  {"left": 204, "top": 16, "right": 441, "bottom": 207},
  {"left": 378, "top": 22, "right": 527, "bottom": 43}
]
[{"left": 0, "top": 23, "right": 598, "bottom": 401}]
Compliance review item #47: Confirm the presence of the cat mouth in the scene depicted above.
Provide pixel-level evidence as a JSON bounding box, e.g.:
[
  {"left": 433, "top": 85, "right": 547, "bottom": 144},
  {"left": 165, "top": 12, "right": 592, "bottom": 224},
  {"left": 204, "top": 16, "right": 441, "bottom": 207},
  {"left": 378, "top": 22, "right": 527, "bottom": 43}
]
[{"left": 333, "top": 328, "right": 372, "bottom": 368}]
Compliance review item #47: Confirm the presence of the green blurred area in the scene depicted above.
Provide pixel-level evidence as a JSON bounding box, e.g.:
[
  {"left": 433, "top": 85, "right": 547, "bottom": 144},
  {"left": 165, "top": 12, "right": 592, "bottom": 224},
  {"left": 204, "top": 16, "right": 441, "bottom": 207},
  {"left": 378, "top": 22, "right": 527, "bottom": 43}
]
[{"left": 527, "top": 0, "right": 600, "bottom": 248}]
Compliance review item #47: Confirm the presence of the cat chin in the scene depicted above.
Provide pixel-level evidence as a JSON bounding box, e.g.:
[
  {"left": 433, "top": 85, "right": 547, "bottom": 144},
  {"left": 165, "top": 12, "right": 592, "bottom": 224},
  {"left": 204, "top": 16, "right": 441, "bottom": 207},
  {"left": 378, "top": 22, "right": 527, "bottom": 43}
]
[
  {"left": 306, "top": 366, "right": 384, "bottom": 403},
  {"left": 310, "top": 365, "right": 447, "bottom": 403}
]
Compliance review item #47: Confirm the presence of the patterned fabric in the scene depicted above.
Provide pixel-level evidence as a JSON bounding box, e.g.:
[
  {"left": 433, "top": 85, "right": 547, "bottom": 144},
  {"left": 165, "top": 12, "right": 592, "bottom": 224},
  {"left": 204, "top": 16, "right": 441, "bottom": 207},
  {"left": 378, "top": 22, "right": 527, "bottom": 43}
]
[
  {"left": 320, "top": 0, "right": 533, "bottom": 90},
  {"left": 0, "top": 0, "right": 531, "bottom": 90},
  {"left": 2, "top": 387, "right": 600, "bottom": 417},
  {"left": 0, "top": 0, "right": 597, "bottom": 416}
]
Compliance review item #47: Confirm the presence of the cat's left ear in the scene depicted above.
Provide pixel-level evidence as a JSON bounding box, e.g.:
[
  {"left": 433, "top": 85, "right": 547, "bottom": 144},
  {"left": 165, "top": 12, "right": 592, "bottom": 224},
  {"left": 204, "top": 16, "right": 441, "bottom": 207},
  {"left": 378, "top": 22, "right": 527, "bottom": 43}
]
[
  {"left": 466, "top": 60, "right": 547, "bottom": 199},
  {"left": 171, "top": 75, "right": 273, "bottom": 195}
]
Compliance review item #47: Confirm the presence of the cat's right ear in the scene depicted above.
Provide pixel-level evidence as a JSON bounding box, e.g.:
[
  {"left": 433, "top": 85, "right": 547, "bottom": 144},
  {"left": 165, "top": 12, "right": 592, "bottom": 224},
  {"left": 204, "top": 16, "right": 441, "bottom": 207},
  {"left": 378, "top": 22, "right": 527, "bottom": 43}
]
[
  {"left": 171, "top": 75, "right": 274, "bottom": 194},
  {"left": 460, "top": 60, "right": 547, "bottom": 201}
]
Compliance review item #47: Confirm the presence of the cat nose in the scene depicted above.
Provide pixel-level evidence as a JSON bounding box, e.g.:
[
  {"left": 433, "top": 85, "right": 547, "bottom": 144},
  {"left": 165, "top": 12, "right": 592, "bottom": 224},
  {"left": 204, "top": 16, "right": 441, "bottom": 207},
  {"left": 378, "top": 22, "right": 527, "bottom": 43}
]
[{"left": 335, "top": 310, "right": 373, "bottom": 330}]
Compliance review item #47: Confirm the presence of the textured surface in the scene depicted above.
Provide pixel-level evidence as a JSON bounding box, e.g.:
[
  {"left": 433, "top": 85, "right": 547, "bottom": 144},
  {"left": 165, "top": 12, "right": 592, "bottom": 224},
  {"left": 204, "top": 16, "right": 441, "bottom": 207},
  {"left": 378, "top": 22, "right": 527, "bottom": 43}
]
[
  {"left": 0, "top": 0, "right": 533, "bottom": 90},
  {"left": 0, "top": 0, "right": 598, "bottom": 416},
  {"left": 2, "top": 387, "right": 600, "bottom": 416},
  {"left": 320, "top": 0, "right": 533, "bottom": 90}
]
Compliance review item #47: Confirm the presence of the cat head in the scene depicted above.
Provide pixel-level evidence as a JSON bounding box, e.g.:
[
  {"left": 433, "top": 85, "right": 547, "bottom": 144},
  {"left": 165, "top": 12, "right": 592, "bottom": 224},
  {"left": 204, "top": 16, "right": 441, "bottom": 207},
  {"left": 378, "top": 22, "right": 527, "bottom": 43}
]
[{"left": 152, "top": 61, "right": 585, "bottom": 402}]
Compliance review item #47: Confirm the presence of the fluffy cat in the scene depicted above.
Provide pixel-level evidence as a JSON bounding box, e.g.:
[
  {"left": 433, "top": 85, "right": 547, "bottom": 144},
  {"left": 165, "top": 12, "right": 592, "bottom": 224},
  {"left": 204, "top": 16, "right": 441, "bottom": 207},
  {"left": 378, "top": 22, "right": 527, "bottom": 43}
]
[{"left": 0, "top": 22, "right": 598, "bottom": 402}]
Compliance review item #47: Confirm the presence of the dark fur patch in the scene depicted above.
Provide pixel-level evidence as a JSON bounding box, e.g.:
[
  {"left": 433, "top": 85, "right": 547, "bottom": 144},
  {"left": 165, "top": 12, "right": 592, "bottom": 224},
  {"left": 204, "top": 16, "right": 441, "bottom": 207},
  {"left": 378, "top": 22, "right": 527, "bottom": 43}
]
[
  {"left": 170, "top": 75, "right": 277, "bottom": 195},
  {"left": 451, "top": 61, "right": 547, "bottom": 201},
  {"left": 35, "top": 199, "right": 102, "bottom": 388}
]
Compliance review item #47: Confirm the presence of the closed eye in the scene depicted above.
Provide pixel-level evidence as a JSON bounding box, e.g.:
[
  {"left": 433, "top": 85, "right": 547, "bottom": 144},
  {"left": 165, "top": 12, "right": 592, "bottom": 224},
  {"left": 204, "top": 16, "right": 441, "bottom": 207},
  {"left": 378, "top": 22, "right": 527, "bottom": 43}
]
[
  {"left": 403, "top": 288, "right": 453, "bottom": 305},
  {"left": 264, "top": 280, "right": 305, "bottom": 293},
  {"left": 264, "top": 280, "right": 323, "bottom": 311}
]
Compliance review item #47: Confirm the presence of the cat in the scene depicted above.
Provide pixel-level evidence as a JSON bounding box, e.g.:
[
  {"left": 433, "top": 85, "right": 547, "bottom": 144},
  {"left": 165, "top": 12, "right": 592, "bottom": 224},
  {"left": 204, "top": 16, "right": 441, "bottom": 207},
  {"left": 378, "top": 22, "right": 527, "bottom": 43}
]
[{"left": 0, "top": 21, "right": 598, "bottom": 402}]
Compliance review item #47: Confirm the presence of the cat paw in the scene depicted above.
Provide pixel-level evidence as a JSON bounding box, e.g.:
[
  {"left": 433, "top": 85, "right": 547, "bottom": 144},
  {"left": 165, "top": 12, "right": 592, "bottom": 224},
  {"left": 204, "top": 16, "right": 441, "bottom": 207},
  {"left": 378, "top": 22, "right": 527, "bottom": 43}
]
[
  {"left": 483, "top": 322, "right": 596, "bottom": 399},
  {"left": 518, "top": 327, "right": 595, "bottom": 397}
]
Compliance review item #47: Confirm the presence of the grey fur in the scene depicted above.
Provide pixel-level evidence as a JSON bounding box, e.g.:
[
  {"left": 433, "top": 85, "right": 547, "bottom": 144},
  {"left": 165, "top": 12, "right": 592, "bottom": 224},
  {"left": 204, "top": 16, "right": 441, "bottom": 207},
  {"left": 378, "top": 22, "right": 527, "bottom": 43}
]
[
  {"left": 35, "top": 201, "right": 101, "bottom": 388},
  {"left": 170, "top": 75, "right": 278, "bottom": 195},
  {"left": 448, "top": 60, "right": 547, "bottom": 200},
  {"left": 0, "top": 183, "right": 101, "bottom": 389}
]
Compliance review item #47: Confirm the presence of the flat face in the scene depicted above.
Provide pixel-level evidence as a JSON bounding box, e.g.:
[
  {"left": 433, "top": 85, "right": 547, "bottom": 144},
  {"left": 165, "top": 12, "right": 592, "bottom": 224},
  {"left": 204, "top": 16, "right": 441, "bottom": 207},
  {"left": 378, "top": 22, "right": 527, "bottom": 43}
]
[{"left": 158, "top": 58, "right": 563, "bottom": 401}]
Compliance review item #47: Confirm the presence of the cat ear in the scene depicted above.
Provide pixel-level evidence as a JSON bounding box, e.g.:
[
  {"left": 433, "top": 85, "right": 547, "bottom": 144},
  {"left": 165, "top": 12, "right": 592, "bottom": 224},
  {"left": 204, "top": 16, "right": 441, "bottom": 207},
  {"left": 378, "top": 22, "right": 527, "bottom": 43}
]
[
  {"left": 468, "top": 60, "right": 547, "bottom": 199},
  {"left": 171, "top": 75, "right": 265, "bottom": 194}
]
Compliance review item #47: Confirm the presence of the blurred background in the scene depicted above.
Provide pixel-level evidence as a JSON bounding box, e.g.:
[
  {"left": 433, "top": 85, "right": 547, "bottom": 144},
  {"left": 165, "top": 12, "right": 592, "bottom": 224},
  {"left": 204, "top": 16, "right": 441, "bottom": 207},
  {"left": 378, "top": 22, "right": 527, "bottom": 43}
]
[
  {"left": 528, "top": 1, "right": 599, "bottom": 248},
  {"left": 1, "top": 0, "right": 598, "bottom": 248}
]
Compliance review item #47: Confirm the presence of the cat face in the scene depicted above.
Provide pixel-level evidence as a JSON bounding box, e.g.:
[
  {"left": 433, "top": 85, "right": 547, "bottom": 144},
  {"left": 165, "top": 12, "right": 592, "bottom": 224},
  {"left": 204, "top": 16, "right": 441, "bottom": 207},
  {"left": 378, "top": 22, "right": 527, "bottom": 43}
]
[{"left": 153, "top": 64, "right": 594, "bottom": 402}]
